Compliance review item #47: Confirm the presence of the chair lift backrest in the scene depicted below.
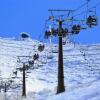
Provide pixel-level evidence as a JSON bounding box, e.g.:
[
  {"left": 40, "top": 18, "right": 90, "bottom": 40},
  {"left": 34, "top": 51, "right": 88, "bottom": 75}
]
[
  {"left": 87, "top": 15, "right": 97, "bottom": 27},
  {"left": 62, "top": 28, "right": 68, "bottom": 37},
  {"left": 13, "top": 71, "right": 17, "bottom": 75},
  {"left": 72, "top": 25, "right": 81, "bottom": 34},
  {"left": 45, "top": 30, "right": 51, "bottom": 38},
  {"left": 38, "top": 44, "right": 45, "bottom": 52},
  {"left": 28, "top": 60, "right": 34, "bottom": 65},
  {"left": 86, "top": 8, "right": 98, "bottom": 27},
  {"left": 52, "top": 28, "right": 58, "bottom": 36},
  {"left": 33, "top": 53, "right": 39, "bottom": 60}
]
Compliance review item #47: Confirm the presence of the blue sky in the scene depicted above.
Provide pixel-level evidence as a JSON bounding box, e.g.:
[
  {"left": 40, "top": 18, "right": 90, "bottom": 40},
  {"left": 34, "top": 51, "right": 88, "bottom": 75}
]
[{"left": 0, "top": 0, "right": 100, "bottom": 44}]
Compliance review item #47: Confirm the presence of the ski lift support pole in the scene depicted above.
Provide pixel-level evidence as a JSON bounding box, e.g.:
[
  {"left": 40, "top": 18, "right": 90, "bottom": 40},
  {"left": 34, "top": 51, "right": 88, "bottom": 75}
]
[
  {"left": 57, "top": 20, "right": 65, "bottom": 94},
  {"left": 48, "top": 9, "right": 74, "bottom": 94},
  {"left": 17, "top": 56, "right": 31, "bottom": 97},
  {"left": 22, "top": 63, "right": 26, "bottom": 97}
]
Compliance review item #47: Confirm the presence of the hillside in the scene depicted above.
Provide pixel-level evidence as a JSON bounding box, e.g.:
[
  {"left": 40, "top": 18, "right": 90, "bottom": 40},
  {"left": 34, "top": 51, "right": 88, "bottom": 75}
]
[{"left": 0, "top": 37, "right": 100, "bottom": 100}]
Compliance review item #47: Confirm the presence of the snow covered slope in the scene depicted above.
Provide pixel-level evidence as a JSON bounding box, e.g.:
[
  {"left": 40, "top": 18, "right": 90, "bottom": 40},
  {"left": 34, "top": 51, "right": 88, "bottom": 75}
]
[{"left": 0, "top": 37, "right": 100, "bottom": 100}]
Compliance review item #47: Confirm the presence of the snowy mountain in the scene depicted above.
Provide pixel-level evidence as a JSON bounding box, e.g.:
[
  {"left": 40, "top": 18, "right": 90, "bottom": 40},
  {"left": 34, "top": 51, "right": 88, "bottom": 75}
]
[{"left": 0, "top": 37, "right": 100, "bottom": 100}]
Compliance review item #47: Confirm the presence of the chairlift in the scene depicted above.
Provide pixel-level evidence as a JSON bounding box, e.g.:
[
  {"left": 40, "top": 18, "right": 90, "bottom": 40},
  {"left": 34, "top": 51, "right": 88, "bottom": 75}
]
[
  {"left": 83, "top": 53, "right": 85, "bottom": 57},
  {"left": 86, "top": 8, "right": 98, "bottom": 28},
  {"left": 0, "top": 85, "right": 3, "bottom": 88},
  {"left": 0, "top": 85, "right": 4, "bottom": 89},
  {"left": 45, "top": 30, "right": 51, "bottom": 39},
  {"left": 33, "top": 53, "right": 39, "bottom": 60},
  {"left": 19, "top": 83, "right": 22, "bottom": 85},
  {"left": 49, "top": 25, "right": 58, "bottom": 37},
  {"left": 47, "top": 52, "right": 53, "bottom": 59},
  {"left": 25, "top": 76, "right": 28, "bottom": 78},
  {"left": 52, "top": 28, "right": 58, "bottom": 36},
  {"left": 15, "top": 77, "right": 20, "bottom": 79},
  {"left": 45, "top": 28, "right": 58, "bottom": 38},
  {"left": 16, "top": 67, "right": 23, "bottom": 72},
  {"left": 57, "top": 28, "right": 68, "bottom": 37},
  {"left": 26, "top": 74, "right": 30, "bottom": 77},
  {"left": 26, "top": 71, "right": 31, "bottom": 74},
  {"left": 25, "top": 64, "right": 30, "bottom": 70},
  {"left": 71, "top": 24, "right": 81, "bottom": 34},
  {"left": 38, "top": 44, "right": 45, "bottom": 52},
  {"left": 13, "top": 71, "right": 17, "bottom": 75},
  {"left": 28, "top": 60, "right": 34, "bottom": 65},
  {"left": 62, "top": 28, "right": 68, "bottom": 37},
  {"left": 16, "top": 85, "right": 20, "bottom": 88},
  {"left": 11, "top": 76, "right": 16, "bottom": 79},
  {"left": 52, "top": 46, "right": 58, "bottom": 53},
  {"left": 86, "top": 15, "right": 97, "bottom": 27},
  {"left": 9, "top": 80, "right": 14, "bottom": 83}
]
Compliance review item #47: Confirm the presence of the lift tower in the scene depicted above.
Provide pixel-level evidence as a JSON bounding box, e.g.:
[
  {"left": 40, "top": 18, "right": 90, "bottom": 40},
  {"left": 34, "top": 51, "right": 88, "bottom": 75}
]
[
  {"left": 44, "top": 1, "right": 98, "bottom": 93},
  {"left": 17, "top": 56, "right": 31, "bottom": 97},
  {"left": 57, "top": 20, "right": 65, "bottom": 94},
  {"left": 45, "top": 9, "right": 75, "bottom": 94}
]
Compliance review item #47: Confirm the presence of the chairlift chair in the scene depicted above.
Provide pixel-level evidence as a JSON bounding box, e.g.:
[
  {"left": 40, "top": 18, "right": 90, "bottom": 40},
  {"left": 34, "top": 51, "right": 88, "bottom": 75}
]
[
  {"left": 16, "top": 67, "right": 23, "bottom": 72},
  {"left": 11, "top": 76, "right": 16, "bottom": 79},
  {"left": 38, "top": 44, "right": 45, "bottom": 52},
  {"left": 59, "top": 28, "right": 68, "bottom": 37},
  {"left": 26, "top": 71, "right": 31, "bottom": 74},
  {"left": 13, "top": 71, "right": 17, "bottom": 76},
  {"left": 86, "top": 8, "right": 98, "bottom": 28},
  {"left": 45, "top": 30, "right": 51, "bottom": 39},
  {"left": 19, "top": 83, "right": 22, "bottom": 86},
  {"left": 86, "top": 15, "right": 97, "bottom": 27},
  {"left": 47, "top": 52, "right": 53, "bottom": 59},
  {"left": 62, "top": 28, "right": 68, "bottom": 37},
  {"left": 71, "top": 24, "right": 81, "bottom": 34},
  {"left": 28, "top": 60, "right": 34, "bottom": 66},
  {"left": 9, "top": 80, "right": 14, "bottom": 83},
  {"left": 52, "top": 28, "right": 58, "bottom": 36},
  {"left": 15, "top": 77, "right": 20, "bottom": 79},
  {"left": 52, "top": 46, "right": 58, "bottom": 53},
  {"left": 58, "top": 28, "right": 66, "bottom": 37},
  {"left": 33, "top": 53, "right": 39, "bottom": 60}
]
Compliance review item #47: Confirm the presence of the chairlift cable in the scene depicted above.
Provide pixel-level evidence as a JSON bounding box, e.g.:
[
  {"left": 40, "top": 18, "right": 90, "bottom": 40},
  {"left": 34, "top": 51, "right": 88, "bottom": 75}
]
[
  {"left": 78, "top": 45, "right": 94, "bottom": 69},
  {"left": 73, "top": 1, "right": 100, "bottom": 18},
  {"left": 74, "top": 2, "right": 88, "bottom": 12}
]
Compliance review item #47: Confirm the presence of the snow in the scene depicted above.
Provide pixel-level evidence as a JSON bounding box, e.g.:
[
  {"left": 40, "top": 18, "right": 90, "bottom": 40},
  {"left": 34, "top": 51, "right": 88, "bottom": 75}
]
[
  {"left": 48, "top": 80, "right": 100, "bottom": 100},
  {"left": 0, "top": 37, "right": 100, "bottom": 100}
]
